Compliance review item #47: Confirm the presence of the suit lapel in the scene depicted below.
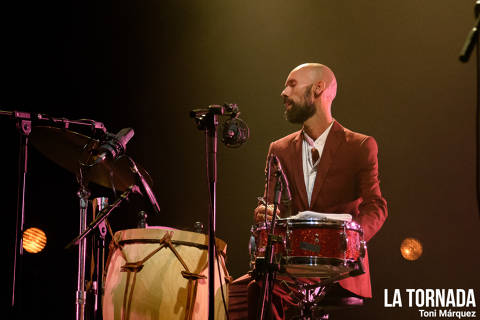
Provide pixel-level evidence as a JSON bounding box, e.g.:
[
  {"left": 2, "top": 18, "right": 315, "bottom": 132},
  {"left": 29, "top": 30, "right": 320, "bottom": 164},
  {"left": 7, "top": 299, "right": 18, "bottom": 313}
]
[
  {"left": 291, "top": 131, "right": 309, "bottom": 209},
  {"left": 309, "top": 120, "right": 345, "bottom": 209}
]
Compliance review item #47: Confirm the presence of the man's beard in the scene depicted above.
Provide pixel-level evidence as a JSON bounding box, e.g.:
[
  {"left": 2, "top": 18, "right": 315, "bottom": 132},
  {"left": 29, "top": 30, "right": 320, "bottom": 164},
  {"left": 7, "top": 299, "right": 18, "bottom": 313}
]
[{"left": 284, "top": 85, "right": 316, "bottom": 124}]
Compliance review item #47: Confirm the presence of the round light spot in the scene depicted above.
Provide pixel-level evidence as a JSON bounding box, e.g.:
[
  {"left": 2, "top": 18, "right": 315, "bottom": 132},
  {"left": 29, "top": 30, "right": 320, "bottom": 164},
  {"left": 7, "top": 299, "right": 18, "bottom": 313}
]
[
  {"left": 400, "top": 237, "right": 423, "bottom": 261},
  {"left": 23, "top": 227, "right": 47, "bottom": 253}
]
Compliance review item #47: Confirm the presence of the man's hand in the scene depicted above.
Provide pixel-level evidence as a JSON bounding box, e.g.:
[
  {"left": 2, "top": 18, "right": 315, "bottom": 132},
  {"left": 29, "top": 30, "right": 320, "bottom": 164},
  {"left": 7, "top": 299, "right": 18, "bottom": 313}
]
[{"left": 253, "top": 204, "right": 280, "bottom": 223}]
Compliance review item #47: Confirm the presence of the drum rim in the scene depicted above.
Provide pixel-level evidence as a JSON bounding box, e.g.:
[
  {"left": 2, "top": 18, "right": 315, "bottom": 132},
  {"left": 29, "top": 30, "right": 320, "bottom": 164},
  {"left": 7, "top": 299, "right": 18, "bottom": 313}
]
[
  {"left": 284, "top": 257, "right": 357, "bottom": 277},
  {"left": 117, "top": 238, "right": 209, "bottom": 250},
  {"left": 254, "top": 256, "right": 359, "bottom": 267},
  {"left": 253, "top": 256, "right": 358, "bottom": 278},
  {"left": 253, "top": 219, "right": 363, "bottom": 232},
  {"left": 113, "top": 227, "right": 228, "bottom": 252},
  {"left": 285, "top": 256, "right": 359, "bottom": 266}
]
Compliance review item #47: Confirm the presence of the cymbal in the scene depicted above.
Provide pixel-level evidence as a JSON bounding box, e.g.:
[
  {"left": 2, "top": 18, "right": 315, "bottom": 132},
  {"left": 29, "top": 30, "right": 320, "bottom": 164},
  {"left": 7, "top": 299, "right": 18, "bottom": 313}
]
[{"left": 29, "top": 126, "right": 153, "bottom": 192}]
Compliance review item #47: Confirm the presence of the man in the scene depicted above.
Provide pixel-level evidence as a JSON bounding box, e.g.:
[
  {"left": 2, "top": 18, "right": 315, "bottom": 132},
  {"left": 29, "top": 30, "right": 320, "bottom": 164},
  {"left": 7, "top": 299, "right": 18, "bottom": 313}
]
[{"left": 228, "top": 63, "right": 387, "bottom": 319}]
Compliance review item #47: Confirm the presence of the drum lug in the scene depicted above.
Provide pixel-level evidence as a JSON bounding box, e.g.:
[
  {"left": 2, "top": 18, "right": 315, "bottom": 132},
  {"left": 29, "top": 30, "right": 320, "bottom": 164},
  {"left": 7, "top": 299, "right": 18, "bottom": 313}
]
[
  {"left": 285, "top": 229, "right": 292, "bottom": 255},
  {"left": 359, "top": 240, "right": 367, "bottom": 258},
  {"left": 340, "top": 232, "right": 348, "bottom": 251},
  {"left": 249, "top": 234, "right": 257, "bottom": 265}
]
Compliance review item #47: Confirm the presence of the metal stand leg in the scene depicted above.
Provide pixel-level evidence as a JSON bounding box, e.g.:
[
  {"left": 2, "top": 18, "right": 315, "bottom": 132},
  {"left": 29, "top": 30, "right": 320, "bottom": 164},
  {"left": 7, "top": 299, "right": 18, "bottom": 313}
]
[
  {"left": 92, "top": 197, "right": 108, "bottom": 320},
  {"left": 76, "top": 186, "right": 90, "bottom": 320},
  {"left": 11, "top": 119, "right": 31, "bottom": 318}
]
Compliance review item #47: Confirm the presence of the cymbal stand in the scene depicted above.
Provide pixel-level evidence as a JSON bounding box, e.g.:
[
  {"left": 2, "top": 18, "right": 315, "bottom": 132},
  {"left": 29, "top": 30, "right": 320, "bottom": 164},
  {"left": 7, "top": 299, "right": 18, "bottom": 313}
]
[
  {"left": 76, "top": 165, "right": 91, "bottom": 320},
  {"left": 89, "top": 197, "right": 108, "bottom": 320},
  {"left": 0, "top": 109, "right": 107, "bottom": 319},
  {"left": 70, "top": 184, "right": 135, "bottom": 320},
  {"left": 10, "top": 113, "right": 32, "bottom": 318},
  {"left": 66, "top": 185, "right": 136, "bottom": 249}
]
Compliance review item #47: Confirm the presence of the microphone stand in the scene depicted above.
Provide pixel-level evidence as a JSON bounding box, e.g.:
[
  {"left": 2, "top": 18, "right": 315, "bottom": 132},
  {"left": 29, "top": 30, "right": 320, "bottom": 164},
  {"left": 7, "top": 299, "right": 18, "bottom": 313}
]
[
  {"left": 459, "top": 1, "right": 480, "bottom": 218},
  {"left": 190, "top": 104, "right": 245, "bottom": 319},
  {"left": 65, "top": 185, "right": 135, "bottom": 250},
  {"left": 127, "top": 156, "right": 161, "bottom": 215},
  {"left": 206, "top": 117, "right": 218, "bottom": 320},
  {"left": 190, "top": 106, "right": 223, "bottom": 320},
  {"left": 258, "top": 169, "right": 284, "bottom": 320}
]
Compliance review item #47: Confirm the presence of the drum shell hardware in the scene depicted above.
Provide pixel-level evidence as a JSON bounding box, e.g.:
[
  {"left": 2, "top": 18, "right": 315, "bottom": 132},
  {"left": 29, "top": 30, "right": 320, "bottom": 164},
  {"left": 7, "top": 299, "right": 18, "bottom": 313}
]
[{"left": 250, "top": 219, "right": 366, "bottom": 278}]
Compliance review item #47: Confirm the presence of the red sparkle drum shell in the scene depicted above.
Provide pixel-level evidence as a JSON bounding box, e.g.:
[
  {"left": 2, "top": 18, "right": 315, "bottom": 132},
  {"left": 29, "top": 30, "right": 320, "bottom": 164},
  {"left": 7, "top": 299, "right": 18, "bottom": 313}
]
[{"left": 251, "top": 219, "right": 364, "bottom": 278}]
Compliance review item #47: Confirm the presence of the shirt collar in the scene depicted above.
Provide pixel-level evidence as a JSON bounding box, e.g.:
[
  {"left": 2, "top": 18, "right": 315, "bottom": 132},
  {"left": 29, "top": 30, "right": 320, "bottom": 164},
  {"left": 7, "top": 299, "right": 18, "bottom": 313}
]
[{"left": 303, "top": 121, "right": 334, "bottom": 148}]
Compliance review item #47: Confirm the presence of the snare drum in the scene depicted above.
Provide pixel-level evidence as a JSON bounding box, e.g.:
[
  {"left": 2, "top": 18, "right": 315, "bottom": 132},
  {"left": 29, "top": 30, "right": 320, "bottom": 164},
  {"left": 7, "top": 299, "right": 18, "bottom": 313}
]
[
  {"left": 251, "top": 219, "right": 365, "bottom": 278},
  {"left": 102, "top": 227, "right": 229, "bottom": 320}
]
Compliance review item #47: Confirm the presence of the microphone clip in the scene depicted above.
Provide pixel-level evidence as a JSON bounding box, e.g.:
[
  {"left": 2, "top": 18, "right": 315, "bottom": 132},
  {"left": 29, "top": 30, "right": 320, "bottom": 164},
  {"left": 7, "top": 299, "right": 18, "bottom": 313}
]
[{"left": 190, "top": 103, "right": 249, "bottom": 147}]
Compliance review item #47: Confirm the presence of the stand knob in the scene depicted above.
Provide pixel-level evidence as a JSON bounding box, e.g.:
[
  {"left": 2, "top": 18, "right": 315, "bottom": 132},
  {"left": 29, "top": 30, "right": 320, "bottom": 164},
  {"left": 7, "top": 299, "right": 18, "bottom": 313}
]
[{"left": 137, "top": 211, "right": 148, "bottom": 228}]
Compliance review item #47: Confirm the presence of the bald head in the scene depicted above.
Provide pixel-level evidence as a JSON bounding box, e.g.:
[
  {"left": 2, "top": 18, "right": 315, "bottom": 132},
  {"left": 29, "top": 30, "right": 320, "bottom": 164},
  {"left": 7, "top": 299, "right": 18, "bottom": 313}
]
[
  {"left": 290, "top": 63, "right": 337, "bottom": 101},
  {"left": 281, "top": 63, "right": 337, "bottom": 126}
]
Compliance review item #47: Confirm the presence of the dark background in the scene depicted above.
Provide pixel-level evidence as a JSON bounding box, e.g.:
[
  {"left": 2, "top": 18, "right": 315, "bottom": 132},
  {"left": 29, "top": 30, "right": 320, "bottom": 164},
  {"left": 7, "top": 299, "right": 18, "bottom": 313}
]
[{"left": 1, "top": 1, "right": 479, "bottom": 319}]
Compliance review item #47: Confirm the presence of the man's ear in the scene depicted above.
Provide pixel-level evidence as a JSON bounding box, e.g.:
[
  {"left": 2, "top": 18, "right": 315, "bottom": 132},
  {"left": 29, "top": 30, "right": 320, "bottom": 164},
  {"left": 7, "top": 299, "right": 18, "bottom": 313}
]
[{"left": 314, "top": 81, "right": 325, "bottom": 97}]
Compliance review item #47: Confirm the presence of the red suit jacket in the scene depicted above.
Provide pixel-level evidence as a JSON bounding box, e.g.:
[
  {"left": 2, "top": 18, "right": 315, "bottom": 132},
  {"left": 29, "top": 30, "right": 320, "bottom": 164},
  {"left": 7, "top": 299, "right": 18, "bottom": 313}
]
[{"left": 264, "top": 120, "right": 388, "bottom": 297}]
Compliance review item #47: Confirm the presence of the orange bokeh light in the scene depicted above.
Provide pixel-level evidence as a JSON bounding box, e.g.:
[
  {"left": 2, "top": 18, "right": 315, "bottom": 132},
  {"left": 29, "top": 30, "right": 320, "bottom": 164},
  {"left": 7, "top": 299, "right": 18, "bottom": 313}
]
[
  {"left": 23, "top": 227, "right": 47, "bottom": 253},
  {"left": 400, "top": 237, "right": 423, "bottom": 261}
]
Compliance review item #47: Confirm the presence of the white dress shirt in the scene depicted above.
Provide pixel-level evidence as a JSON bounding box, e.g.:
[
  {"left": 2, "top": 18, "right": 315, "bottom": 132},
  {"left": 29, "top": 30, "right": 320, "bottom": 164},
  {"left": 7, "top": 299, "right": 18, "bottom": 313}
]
[{"left": 302, "top": 121, "right": 334, "bottom": 206}]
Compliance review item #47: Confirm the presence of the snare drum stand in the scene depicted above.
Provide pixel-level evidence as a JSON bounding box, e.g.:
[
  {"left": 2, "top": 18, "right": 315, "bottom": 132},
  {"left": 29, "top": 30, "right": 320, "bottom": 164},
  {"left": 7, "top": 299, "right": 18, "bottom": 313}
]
[
  {"left": 297, "top": 284, "right": 330, "bottom": 320},
  {"left": 284, "top": 256, "right": 366, "bottom": 320}
]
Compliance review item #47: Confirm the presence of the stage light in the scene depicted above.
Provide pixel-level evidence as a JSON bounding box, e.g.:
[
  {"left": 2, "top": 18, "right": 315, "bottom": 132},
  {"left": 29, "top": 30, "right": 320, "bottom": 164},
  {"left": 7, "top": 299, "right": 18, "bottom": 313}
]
[
  {"left": 400, "top": 237, "right": 423, "bottom": 261},
  {"left": 23, "top": 227, "right": 47, "bottom": 253}
]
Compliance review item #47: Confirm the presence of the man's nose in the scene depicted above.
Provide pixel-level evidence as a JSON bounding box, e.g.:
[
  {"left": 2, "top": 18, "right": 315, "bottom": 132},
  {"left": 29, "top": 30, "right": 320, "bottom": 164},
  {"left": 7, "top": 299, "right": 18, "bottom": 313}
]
[{"left": 281, "top": 87, "right": 289, "bottom": 97}]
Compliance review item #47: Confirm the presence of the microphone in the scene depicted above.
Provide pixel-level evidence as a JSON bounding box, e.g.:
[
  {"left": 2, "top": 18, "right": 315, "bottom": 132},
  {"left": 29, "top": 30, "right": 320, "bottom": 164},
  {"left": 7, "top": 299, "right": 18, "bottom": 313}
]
[
  {"left": 93, "top": 128, "right": 134, "bottom": 163},
  {"left": 222, "top": 117, "right": 249, "bottom": 148},
  {"left": 272, "top": 154, "right": 292, "bottom": 203},
  {"left": 129, "top": 158, "right": 161, "bottom": 214}
]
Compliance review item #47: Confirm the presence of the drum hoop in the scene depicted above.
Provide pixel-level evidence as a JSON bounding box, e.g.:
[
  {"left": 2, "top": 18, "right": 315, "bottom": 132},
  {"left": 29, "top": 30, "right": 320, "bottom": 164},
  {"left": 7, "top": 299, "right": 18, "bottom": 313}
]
[
  {"left": 118, "top": 238, "right": 208, "bottom": 251},
  {"left": 114, "top": 228, "right": 227, "bottom": 252},
  {"left": 253, "top": 219, "right": 363, "bottom": 233},
  {"left": 285, "top": 256, "right": 358, "bottom": 266}
]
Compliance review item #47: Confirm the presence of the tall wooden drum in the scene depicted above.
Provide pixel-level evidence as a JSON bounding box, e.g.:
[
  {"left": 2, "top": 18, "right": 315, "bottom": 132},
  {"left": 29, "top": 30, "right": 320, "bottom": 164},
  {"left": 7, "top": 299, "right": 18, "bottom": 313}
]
[{"left": 102, "top": 227, "right": 229, "bottom": 320}]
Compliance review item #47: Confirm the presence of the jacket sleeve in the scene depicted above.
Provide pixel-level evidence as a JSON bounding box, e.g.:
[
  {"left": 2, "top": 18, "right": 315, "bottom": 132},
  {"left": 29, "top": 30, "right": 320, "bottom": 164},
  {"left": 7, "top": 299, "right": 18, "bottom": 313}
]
[{"left": 355, "top": 136, "right": 388, "bottom": 242}]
